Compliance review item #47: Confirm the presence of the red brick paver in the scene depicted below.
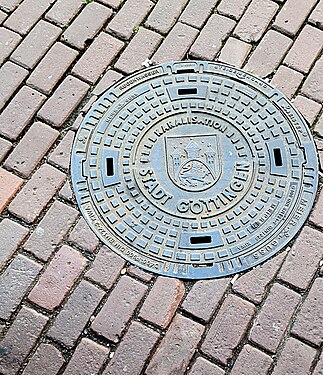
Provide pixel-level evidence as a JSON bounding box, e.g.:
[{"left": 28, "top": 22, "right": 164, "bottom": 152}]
[{"left": 0, "top": 0, "right": 322, "bottom": 373}]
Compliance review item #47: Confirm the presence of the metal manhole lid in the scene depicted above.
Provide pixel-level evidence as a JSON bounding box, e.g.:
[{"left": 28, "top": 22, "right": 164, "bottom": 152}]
[{"left": 71, "top": 61, "right": 318, "bottom": 279}]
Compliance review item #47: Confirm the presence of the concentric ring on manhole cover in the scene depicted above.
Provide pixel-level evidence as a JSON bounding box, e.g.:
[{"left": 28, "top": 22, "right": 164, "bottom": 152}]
[{"left": 71, "top": 61, "right": 318, "bottom": 279}]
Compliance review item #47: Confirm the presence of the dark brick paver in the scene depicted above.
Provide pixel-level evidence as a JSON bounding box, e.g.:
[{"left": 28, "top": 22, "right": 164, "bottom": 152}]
[{"left": 0, "top": 0, "right": 322, "bottom": 373}]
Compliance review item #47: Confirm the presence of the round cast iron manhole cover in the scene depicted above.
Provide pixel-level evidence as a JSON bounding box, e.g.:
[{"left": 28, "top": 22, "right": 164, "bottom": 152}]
[{"left": 71, "top": 61, "right": 318, "bottom": 279}]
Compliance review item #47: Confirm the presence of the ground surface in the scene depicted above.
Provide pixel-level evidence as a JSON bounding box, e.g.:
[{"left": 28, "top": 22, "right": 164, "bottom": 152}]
[{"left": 0, "top": 0, "right": 322, "bottom": 374}]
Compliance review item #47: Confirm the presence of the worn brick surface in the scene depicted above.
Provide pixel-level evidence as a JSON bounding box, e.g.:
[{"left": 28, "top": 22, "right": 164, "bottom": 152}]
[
  {"left": 115, "top": 27, "right": 162, "bottom": 74},
  {"left": 62, "top": 2, "right": 112, "bottom": 50},
  {"left": 231, "top": 344, "right": 273, "bottom": 375},
  {"left": 0, "top": 27, "right": 21, "bottom": 65},
  {"left": 99, "top": 0, "right": 122, "bottom": 9},
  {"left": 0, "top": 61, "right": 28, "bottom": 111},
  {"left": 0, "top": 9, "right": 6, "bottom": 23},
  {"left": 310, "top": 1, "right": 323, "bottom": 28},
  {"left": 284, "top": 25, "right": 323, "bottom": 74},
  {"left": 4, "top": 0, "right": 55, "bottom": 35},
  {"left": 72, "top": 33, "right": 124, "bottom": 84},
  {"left": 27, "top": 42, "right": 78, "bottom": 94},
  {"left": 270, "top": 66, "right": 304, "bottom": 99},
  {"left": 59, "top": 180, "right": 74, "bottom": 203},
  {"left": 4, "top": 122, "right": 58, "bottom": 177},
  {"left": 182, "top": 278, "right": 229, "bottom": 322},
  {"left": 278, "top": 226, "right": 323, "bottom": 290},
  {"left": 0, "top": 137, "right": 12, "bottom": 162},
  {"left": 48, "top": 280, "right": 104, "bottom": 347},
  {"left": 0, "top": 219, "right": 28, "bottom": 269},
  {"left": 0, "top": 86, "right": 46, "bottom": 141},
  {"left": 272, "top": 337, "right": 316, "bottom": 375},
  {"left": 217, "top": 0, "right": 252, "bottom": 20},
  {"left": 91, "top": 276, "right": 147, "bottom": 342},
  {"left": 146, "top": 314, "right": 204, "bottom": 375},
  {"left": 139, "top": 276, "right": 185, "bottom": 328},
  {"left": 0, "top": 0, "right": 21, "bottom": 12},
  {"left": 107, "top": 0, "right": 154, "bottom": 40},
  {"left": 190, "top": 14, "right": 236, "bottom": 60},
  {"left": 0, "top": 307, "right": 48, "bottom": 375},
  {"left": 86, "top": 245, "right": 125, "bottom": 288},
  {"left": 69, "top": 217, "right": 100, "bottom": 253},
  {"left": 64, "top": 338, "right": 110, "bottom": 375},
  {"left": 245, "top": 30, "right": 292, "bottom": 77},
  {"left": 22, "top": 343, "right": 64, "bottom": 375},
  {"left": 292, "top": 278, "right": 323, "bottom": 346},
  {"left": 188, "top": 357, "right": 224, "bottom": 375},
  {"left": 0, "top": 86, "right": 46, "bottom": 142},
  {"left": 232, "top": 252, "right": 286, "bottom": 304},
  {"left": 24, "top": 200, "right": 78, "bottom": 261},
  {"left": 153, "top": 22, "right": 198, "bottom": 64},
  {"left": 250, "top": 283, "right": 301, "bottom": 353},
  {"left": 234, "top": 0, "right": 279, "bottom": 42},
  {"left": 293, "top": 95, "right": 321, "bottom": 125},
  {"left": 0, "top": 167, "right": 23, "bottom": 214},
  {"left": 45, "top": 0, "right": 84, "bottom": 27},
  {"left": 180, "top": 0, "right": 216, "bottom": 29},
  {"left": 11, "top": 20, "right": 61, "bottom": 69},
  {"left": 93, "top": 69, "right": 123, "bottom": 96},
  {"left": 274, "top": 0, "right": 317, "bottom": 36},
  {"left": 145, "top": 0, "right": 188, "bottom": 34},
  {"left": 127, "top": 265, "right": 154, "bottom": 283},
  {"left": 8, "top": 164, "right": 65, "bottom": 223},
  {"left": 218, "top": 37, "right": 252, "bottom": 68},
  {"left": 103, "top": 321, "right": 159, "bottom": 375},
  {"left": 301, "top": 57, "right": 323, "bottom": 103},
  {"left": 37, "top": 76, "right": 89, "bottom": 128},
  {"left": 0, "top": 254, "right": 41, "bottom": 320},
  {"left": 28, "top": 245, "right": 87, "bottom": 310},
  {"left": 48, "top": 130, "right": 74, "bottom": 172},
  {"left": 201, "top": 294, "right": 255, "bottom": 364}
]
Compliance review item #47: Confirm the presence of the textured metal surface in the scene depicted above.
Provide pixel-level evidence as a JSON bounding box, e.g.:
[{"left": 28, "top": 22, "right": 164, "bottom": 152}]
[{"left": 71, "top": 61, "right": 318, "bottom": 279}]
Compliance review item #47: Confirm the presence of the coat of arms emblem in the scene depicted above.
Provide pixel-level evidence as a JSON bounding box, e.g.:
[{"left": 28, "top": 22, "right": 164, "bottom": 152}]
[{"left": 165, "top": 134, "right": 221, "bottom": 191}]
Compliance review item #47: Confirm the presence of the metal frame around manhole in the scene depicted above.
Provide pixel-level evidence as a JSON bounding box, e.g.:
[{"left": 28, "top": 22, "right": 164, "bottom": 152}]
[{"left": 71, "top": 61, "right": 318, "bottom": 279}]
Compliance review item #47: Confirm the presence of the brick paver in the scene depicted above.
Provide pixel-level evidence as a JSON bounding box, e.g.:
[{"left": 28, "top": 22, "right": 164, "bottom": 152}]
[
  {"left": 0, "top": 254, "right": 41, "bottom": 320},
  {"left": 103, "top": 321, "right": 159, "bottom": 375},
  {"left": 91, "top": 276, "right": 147, "bottom": 342},
  {"left": 272, "top": 337, "right": 317, "bottom": 375},
  {"left": 250, "top": 283, "right": 301, "bottom": 353},
  {"left": 27, "top": 42, "right": 78, "bottom": 94},
  {"left": 139, "top": 276, "right": 185, "bottom": 328},
  {"left": 182, "top": 278, "right": 229, "bottom": 321},
  {"left": 4, "top": 122, "right": 58, "bottom": 177},
  {"left": 234, "top": 0, "right": 279, "bottom": 43},
  {"left": 0, "top": 306, "right": 48, "bottom": 375},
  {"left": 37, "top": 75, "right": 89, "bottom": 128},
  {"left": 23, "top": 200, "right": 78, "bottom": 260},
  {"left": 0, "top": 218, "right": 28, "bottom": 269},
  {"left": 201, "top": 294, "right": 255, "bottom": 364},
  {"left": 48, "top": 280, "right": 104, "bottom": 347},
  {"left": 11, "top": 20, "right": 61, "bottom": 69},
  {"left": 0, "top": 166, "right": 23, "bottom": 214},
  {"left": 62, "top": 2, "right": 112, "bottom": 50},
  {"left": 8, "top": 163, "right": 65, "bottom": 223},
  {"left": 146, "top": 314, "right": 204, "bottom": 375},
  {"left": 28, "top": 245, "right": 87, "bottom": 310},
  {"left": 230, "top": 344, "right": 273, "bottom": 375},
  {"left": 63, "top": 338, "right": 110, "bottom": 375},
  {"left": 0, "top": 86, "right": 46, "bottom": 140},
  {"left": 22, "top": 343, "right": 64, "bottom": 375},
  {"left": 0, "top": 0, "right": 322, "bottom": 373}
]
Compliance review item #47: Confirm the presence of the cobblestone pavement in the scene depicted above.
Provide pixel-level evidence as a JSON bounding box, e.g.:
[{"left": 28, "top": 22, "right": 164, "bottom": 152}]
[{"left": 0, "top": 0, "right": 322, "bottom": 374}]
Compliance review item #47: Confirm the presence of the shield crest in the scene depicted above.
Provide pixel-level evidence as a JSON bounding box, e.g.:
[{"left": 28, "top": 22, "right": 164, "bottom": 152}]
[{"left": 165, "top": 134, "right": 222, "bottom": 191}]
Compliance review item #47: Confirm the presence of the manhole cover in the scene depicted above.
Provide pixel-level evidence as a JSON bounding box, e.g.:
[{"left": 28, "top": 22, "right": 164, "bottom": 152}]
[{"left": 71, "top": 61, "right": 318, "bottom": 279}]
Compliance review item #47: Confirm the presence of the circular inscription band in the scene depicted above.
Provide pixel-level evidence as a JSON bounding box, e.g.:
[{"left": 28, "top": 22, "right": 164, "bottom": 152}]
[{"left": 71, "top": 61, "right": 318, "bottom": 279}]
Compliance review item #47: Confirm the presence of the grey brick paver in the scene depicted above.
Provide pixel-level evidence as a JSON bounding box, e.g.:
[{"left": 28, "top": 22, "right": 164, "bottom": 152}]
[{"left": 0, "top": 27, "right": 21, "bottom": 65}]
